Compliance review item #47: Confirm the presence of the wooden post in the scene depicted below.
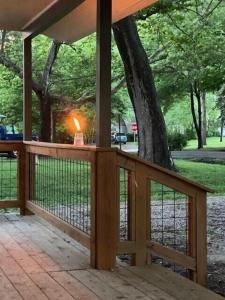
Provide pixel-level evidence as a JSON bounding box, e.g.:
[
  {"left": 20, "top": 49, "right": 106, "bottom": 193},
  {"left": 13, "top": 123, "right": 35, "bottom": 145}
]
[
  {"left": 128, "top": 170, "right": 136, "bottom": 265},
  {"left": 23, "top": 37, "right": 32, "bottom": 141},
  {"left": 135, "top": 164, "right": 148, "bottom": 265},
  {"left": 188, "top": 196, "right": 197, "bottom": 281},
  {"left": 96, "top": 0, "right": 112, "bottom": 147},
  {"left": 195, "top": 191, "right": 208, "bottom": 286},
  {"left": 93, "top": 150, "right": 118, "bottom": 269}
]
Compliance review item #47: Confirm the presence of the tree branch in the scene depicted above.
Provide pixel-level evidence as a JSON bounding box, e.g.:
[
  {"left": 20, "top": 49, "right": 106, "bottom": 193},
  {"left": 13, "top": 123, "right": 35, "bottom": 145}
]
[{"left": 42, "top": 40, "right": 62, "bottom": 95}]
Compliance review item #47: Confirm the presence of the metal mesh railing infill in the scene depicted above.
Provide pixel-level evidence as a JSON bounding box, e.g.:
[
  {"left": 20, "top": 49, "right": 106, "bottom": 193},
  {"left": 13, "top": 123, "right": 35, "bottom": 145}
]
[
  {"left": 30, "top": 154, "right": 91, "bottom": 234},
  {"left": 119, "top": 167, "right": 129, "bottom": 240},
  {"left": 150, "top": 180, "right": 191, "bottom": 276},
  {"left": 0, "top": 156, "right": 17, "bottom": 202}
]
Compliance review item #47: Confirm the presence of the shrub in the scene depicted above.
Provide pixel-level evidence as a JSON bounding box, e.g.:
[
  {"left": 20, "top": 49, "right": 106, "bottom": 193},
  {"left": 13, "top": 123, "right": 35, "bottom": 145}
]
[
  {"left": 126, "top": 133, "right": 138, "bottom": 142},
  {"left": 168, "top": 132, "right": 188, "bottom": 151},
  {"left": 184, "top": 128, "right": 196, "bottom": 140}
]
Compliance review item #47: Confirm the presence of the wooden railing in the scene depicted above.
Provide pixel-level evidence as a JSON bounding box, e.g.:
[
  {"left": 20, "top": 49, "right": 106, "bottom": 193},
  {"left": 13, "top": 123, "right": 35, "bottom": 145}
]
[
  {"left": 116, "top": 150, "right": 212, "bottom": 286},
  {"left": 0, "top": 141, "right": 211, "bottom": 286}
]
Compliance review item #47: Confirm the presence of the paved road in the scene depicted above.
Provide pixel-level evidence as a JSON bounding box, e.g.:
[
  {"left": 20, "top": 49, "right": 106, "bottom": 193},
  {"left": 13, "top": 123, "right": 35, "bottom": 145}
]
[{"left": 172, "top": 150, "right": 225, "bottom": 159}]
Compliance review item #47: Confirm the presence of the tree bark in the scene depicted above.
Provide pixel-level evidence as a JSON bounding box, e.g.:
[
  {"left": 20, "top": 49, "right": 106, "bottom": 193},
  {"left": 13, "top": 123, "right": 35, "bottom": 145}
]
[
  {"left": 190, "top": 86, "right": 203, "bottom": 149},
  {"left": 220, "top": 118, "right": 224, "bottom": 142},
  {"left": 113, "top": 16, "right": 171, "bottom": 169},
  {"left": 200, "top": 92, "right": 207, "bottom": 145}
]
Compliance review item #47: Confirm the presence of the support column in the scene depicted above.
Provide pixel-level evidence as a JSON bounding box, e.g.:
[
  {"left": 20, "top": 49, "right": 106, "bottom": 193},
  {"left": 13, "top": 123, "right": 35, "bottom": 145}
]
[
  {"left": 93, "top": 150, "right": 118, "bottom": 270},
  {"left": 23, "top": 37, "right": 32, "bottom": 141},
  {"left": 96, "top": 0, "right": 112, "bottom": 147}
]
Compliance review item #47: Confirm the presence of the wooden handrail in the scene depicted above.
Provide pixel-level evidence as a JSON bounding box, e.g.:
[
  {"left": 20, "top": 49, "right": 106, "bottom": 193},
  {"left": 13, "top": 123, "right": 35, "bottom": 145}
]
[{"left": 117, "top": 150, "right": 213, "bottom": 193}]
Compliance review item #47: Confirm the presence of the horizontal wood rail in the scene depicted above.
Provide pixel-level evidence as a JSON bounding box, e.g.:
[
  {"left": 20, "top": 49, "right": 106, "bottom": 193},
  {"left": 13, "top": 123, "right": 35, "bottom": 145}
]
[
  {"left": 147, "top": 241, "right": 196, "bottom": 271},
  {"left": 117, "top": 150, "right": 212, "bottom": 194}
]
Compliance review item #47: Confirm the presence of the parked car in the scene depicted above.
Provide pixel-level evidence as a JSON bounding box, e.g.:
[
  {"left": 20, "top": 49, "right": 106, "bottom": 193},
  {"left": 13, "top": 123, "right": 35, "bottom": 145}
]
[
  {"left": 0, "top": 123, "right": 37, "bottom": 158},
  {"left": 111, "top": 132, "right": 127, "bottom": 144}
]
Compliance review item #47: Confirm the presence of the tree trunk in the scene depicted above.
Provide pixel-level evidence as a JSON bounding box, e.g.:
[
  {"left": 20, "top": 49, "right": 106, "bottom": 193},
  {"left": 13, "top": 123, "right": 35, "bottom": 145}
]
[
  {"left": 39, "top": 94, "right": 52, "bottom": 142},
  {"left": 201, "top": 92, "right": 207, "bottom": 145},
  {"left": 113, "top": 16, "right": 171, "bottom": 169},
  {"left": 220, "top": 118, "right": 224, "bottom": 142},
  {"left": 190, "top": 86, "right": 203, "bottom": 149}
]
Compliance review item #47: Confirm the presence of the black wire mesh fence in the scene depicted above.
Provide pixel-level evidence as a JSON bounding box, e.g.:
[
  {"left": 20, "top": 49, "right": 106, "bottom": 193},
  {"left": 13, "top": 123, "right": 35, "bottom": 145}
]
[
  {"left": 0, "top": 156, "right": 17, "bottom": 201},
  {"left": 150, "top": 180, "right": 191, "bottom": 276},
  {"left": 119, "top": 167, "right": 129, "bottom": 240},
  {"left": 30, "top": 154, "right": 91, "bottom": 235}
]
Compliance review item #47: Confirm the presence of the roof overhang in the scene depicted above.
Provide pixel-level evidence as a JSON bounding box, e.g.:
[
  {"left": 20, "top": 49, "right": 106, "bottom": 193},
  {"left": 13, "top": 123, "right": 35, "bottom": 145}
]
[{"left": 0, "top": 0, "right": 157, "bottom": 42}]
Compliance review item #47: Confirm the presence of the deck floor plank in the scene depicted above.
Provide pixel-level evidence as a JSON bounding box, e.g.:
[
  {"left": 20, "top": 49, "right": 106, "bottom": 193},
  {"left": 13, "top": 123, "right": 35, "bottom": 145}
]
[
  {"left": 29, "top": 272, "right": 76, "bottom": 300},
  {"left": 115, "top": 267, "right": 176, "bottom": 300},
  {"left": 129, "top": 265, "right": 224, "bottom": 300},
  {"left": 12, "top": 217, "right": 89, "bottom": 270},
  {"left": 0, "top": 215, "right": 223, "bottom": 300},
  {"left": 70, "top": 270, "right": 127, "bottom": 300},
  {"left": 88, "top": 269, "right": 152, "bottom": 300},
  {"left": 6, "top": 273, "right": 49, "bottom": 300},
  {"left": 0, "top": 270, "right": 23, "bottom": 300},
  {"left": 50, "top": 271, "right": 100, "bottom": 300}
]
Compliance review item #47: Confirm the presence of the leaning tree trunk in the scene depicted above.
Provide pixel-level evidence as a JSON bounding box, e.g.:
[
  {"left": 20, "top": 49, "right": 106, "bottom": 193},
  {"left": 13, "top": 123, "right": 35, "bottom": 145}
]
[{"left": 113, "top": 16, "right": 171, "bottom": 169}]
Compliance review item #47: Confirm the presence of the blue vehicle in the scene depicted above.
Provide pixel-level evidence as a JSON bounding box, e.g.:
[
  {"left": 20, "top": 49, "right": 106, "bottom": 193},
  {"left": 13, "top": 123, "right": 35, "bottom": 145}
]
[
  {"left": 111, "top": 132, "right": 127, "bottom": 144},
  {"left": 0, "top": 115, "right": 37, "bottom": 158}
]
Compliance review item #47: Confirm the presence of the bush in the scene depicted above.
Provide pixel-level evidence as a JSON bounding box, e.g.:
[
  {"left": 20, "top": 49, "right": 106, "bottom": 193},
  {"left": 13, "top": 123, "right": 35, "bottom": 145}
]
[
  {"left": 126, "top": 133, "right": 138, "bottom": 142},
  {"left": 184, "top": 128, "right": 196, "bottom": 140},
  {"left": 168, "top": 132, "right": 188, "bottom": 151}
]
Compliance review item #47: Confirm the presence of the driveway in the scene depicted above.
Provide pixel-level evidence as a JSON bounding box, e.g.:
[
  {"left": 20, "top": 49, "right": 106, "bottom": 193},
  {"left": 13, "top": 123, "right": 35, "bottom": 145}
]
[{"left": 172, "top": 150, "right": 225, "bottom": 159}]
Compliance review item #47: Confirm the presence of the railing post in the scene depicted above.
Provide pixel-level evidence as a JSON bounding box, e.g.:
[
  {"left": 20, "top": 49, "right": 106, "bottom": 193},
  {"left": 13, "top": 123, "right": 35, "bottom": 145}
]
[
  {"left": 188, "top": 195, "right": 197, "bottom": 280},
  {"left": 92, "top": 150, "right": 118, "bottom": 270},
  {"left": 135, "top": 164, "right": 148, "bottom": 265},
  {"left": 18, "top": 144, "right": 26, "bottom": 215},
  {"left": 195, "top": 191, "right": 208, "bottom": 286}
]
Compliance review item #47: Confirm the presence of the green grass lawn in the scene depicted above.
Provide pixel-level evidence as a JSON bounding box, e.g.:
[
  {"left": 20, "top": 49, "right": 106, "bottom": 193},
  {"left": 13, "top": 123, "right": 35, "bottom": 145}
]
[
  {"left": 0, "top": 158, "right": 17, "bottom": 199},
  {"left": 184, "top": 137, "right": 225, "bottom": 151},
  {"left": 175, "top": 159, "right": 225, "bottom": 195}
]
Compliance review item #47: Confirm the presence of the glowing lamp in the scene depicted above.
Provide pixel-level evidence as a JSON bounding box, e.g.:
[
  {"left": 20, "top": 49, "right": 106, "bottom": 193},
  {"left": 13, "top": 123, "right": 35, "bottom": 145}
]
[{"left": 73, "top": 118, "right": 84, "bottom": 146}]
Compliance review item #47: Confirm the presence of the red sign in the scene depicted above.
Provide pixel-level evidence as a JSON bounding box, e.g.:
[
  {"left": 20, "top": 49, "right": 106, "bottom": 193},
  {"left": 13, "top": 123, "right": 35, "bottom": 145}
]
[{"left": 131, "top": 122, "right": 137, "bottom": 132}]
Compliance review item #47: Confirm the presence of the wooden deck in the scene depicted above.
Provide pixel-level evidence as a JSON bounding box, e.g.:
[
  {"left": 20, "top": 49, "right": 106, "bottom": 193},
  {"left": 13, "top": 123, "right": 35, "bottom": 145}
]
[{"left": 0, "top": 214, "right": 223, "bottom": 300}]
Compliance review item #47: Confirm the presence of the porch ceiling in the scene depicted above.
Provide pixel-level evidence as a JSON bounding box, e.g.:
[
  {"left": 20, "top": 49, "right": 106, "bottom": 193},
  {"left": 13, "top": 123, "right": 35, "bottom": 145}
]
[{"left": 0, "top": 0, "right": 157, "bottom": 42}]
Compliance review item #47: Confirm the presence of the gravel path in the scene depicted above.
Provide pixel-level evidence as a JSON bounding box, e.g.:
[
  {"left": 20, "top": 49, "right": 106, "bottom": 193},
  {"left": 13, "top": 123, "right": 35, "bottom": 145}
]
[{"left": 207, "top": 196, "right": 225, "bottom": 296}]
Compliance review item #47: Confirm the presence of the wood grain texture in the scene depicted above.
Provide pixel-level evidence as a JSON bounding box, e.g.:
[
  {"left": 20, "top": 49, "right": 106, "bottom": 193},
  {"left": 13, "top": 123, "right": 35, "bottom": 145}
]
[{"left": 0, "top": 215, "right": 221, "bottom": 300}]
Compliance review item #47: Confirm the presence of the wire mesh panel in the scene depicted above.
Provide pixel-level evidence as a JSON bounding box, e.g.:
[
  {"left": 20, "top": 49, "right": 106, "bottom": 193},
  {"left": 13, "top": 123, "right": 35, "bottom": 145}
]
[
  {"left": 119, "top": 167, "right": 129, "bottom": 240},
  {"left": 0, "top": 156, "right": 17, "bottom": 201},
  {"left": 30, "top": 154, "right": 91, "bottom": 235},
  {"left": 150, "top": 180, "right": 191, "bottom": 275}
]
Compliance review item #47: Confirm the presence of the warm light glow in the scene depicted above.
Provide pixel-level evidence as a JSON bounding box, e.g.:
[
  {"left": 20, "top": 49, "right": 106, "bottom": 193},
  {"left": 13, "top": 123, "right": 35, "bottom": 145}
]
[{"left": 73, "top": 118, "right": 81, "bottom": 131}]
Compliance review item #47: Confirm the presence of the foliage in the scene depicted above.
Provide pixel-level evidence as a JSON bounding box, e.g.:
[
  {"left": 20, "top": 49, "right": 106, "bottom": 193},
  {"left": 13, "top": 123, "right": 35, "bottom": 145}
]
[
  {"left": 0, "top": 0, "right": 225, "bottom": 146},
  {"left": 168, "top": 132, "right": 188, "bottom": 151}
]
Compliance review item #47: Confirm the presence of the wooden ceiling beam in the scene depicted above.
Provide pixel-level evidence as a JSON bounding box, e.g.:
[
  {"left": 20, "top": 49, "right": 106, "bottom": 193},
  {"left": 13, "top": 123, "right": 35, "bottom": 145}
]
[{"left": 22, "top": 0, "right": 84, "bottom": 39}]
